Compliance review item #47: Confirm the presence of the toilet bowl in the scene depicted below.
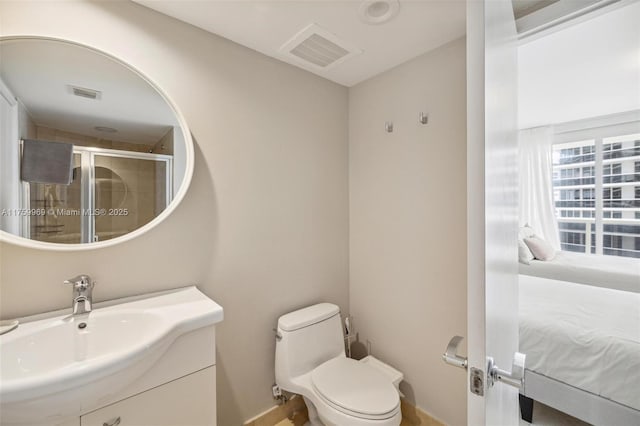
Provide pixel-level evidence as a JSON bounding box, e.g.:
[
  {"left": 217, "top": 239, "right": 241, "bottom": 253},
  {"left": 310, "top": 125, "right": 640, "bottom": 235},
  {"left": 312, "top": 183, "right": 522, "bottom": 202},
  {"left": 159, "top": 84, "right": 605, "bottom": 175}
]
[{"left": 274, "top": 303, "right": 402, "bottom": 426}]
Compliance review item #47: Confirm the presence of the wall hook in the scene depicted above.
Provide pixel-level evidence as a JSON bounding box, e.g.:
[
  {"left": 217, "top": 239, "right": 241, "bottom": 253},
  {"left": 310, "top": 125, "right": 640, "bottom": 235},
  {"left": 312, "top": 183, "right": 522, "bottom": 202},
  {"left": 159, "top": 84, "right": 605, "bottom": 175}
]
[
  {"left": 385, "top": 121, "right": 394, "bottom": 133},
  {"left": 419, "top": 112, "right": 428, "bottom": 125}
]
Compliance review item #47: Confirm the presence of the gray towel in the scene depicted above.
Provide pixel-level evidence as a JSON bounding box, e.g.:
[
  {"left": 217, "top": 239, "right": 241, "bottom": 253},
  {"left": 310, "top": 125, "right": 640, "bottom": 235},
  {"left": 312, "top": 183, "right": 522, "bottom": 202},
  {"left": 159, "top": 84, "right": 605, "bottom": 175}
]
[{"left": 21, "top": 139, "right": 74, "bottom": 185}]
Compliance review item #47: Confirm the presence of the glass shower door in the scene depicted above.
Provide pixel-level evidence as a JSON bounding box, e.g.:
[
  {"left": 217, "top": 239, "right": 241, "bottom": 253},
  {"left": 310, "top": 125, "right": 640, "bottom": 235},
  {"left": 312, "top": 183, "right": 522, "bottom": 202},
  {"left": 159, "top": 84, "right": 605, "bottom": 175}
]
[
  {"left": 93, "top": 153, "right": 169, "bottom": 242},
  {"left": 28, "top": 153, "right": 82, "bottom": 243},
  {"left": 23, "top": 147, "right": 171, "bottom": 243}
]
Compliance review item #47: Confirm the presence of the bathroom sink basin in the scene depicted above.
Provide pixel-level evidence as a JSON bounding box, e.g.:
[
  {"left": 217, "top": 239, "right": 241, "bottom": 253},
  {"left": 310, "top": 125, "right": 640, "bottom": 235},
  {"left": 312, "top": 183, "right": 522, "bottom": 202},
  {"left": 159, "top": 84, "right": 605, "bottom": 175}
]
[{"left": 0, "top": 286, "right": 223, "bottom": 424}]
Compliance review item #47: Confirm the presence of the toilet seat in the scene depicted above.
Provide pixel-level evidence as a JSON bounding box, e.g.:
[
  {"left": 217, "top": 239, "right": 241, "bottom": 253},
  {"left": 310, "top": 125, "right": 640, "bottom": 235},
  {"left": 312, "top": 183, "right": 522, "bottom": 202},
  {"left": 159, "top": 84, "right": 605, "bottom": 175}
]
[{"left": 311, "top": 357, "right": 400, "bottom": 420}]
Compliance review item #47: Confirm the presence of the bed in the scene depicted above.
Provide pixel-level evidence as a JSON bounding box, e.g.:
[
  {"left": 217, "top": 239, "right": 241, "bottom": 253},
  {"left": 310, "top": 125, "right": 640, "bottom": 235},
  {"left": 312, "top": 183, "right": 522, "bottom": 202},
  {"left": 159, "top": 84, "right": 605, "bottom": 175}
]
[
  {"left": 518, "top": 275, "right": 640, "bottom": 425},
  {"left": 519, "top": 251, "right": 640, "bottom": 293}
]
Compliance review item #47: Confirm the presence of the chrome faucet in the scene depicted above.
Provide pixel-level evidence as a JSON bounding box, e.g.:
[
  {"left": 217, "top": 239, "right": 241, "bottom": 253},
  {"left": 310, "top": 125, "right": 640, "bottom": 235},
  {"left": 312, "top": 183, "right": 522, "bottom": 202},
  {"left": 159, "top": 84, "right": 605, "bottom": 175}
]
[{"left": 64, "top": 274, "right": 95, "bottom": 315}]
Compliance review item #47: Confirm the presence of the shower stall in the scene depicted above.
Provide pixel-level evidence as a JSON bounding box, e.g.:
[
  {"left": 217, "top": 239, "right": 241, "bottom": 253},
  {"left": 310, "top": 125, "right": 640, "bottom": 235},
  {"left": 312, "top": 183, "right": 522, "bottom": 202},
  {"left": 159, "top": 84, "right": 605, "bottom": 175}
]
[{"left": 23, "top": 145, "right": 173, "bottom": 243}]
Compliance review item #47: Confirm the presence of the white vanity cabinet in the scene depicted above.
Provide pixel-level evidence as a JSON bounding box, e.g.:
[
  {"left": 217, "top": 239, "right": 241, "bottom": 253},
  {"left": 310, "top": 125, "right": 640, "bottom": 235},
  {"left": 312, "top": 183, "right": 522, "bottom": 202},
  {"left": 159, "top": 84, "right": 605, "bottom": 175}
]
[
  {"left": 79, "top": 325, "right": 218, "bottom": 426},
  {"left": 81, "top": 367, "right": 216, "bottom": 426}
]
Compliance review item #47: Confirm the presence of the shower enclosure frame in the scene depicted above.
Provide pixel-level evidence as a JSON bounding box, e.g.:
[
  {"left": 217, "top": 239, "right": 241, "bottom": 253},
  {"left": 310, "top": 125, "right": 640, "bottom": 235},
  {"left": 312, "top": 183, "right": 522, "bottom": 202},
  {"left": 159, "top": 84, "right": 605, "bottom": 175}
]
[{"left": 21, "top": 144, "right": 173, "bottom": 243}]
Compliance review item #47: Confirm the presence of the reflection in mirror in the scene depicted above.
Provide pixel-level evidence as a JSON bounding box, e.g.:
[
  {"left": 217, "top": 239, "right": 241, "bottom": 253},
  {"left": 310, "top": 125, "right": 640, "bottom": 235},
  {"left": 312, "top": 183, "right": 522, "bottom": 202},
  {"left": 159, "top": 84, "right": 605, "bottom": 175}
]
[{"left": 0, "top": 38, "right": 187, "bottom": 245}]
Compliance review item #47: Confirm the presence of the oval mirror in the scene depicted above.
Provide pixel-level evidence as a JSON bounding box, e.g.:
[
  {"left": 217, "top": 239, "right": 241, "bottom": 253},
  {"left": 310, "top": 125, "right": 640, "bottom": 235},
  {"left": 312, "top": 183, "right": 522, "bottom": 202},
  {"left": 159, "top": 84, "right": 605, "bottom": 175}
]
[{"left": 0, "top": 37, "right": 193, "bottom": 250}]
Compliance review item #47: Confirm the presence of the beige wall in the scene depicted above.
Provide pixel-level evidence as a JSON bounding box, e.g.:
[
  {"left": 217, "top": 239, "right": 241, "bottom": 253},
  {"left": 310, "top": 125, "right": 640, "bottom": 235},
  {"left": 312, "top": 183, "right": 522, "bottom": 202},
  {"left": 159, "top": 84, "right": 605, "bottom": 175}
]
[
  {"left": 348, "top": 38, "right": 468, "bottom": 426},
  {"left": 153, "top": 128, "right": 174, "bottom": 155},
  {"left": 0, "top": 2, "right": 349, "bottom": 424}
]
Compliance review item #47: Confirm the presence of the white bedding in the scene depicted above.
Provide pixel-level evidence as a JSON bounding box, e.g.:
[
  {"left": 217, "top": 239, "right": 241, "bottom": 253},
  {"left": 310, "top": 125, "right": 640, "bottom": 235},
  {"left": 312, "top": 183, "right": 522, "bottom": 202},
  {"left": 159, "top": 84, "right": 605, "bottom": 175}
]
[
  {"left": 519, "top": 275, "right": 640, "bottom": 411},
  {"left": 519, "top": 251, "right": 640, "bottom": 293}
]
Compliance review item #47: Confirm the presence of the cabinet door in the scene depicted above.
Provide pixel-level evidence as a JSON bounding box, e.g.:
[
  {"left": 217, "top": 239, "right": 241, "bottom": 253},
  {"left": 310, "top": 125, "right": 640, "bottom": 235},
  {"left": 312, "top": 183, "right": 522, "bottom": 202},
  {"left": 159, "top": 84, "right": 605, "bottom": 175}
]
[{"left": 81, "top": 367, "right": 216, "bottom": 426}]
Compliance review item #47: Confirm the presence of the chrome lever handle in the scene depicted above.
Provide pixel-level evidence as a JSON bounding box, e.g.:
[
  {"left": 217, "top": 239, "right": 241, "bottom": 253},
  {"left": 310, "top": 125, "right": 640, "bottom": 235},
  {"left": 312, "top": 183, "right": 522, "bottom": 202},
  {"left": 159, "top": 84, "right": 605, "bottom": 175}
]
[
  {"left": 442, "top": 335, "right": 468, "bottom": 369},
  {"left": 487, "top": 352, "right": 526, "bottom": 389},
  {"left": 64, "top": 274, "right": 94, "bottom": 290}
]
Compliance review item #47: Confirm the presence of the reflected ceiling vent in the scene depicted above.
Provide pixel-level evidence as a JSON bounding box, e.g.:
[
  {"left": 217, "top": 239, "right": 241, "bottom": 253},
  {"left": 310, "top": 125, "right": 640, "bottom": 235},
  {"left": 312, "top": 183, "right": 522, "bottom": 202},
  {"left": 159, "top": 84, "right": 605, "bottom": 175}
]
[
  {"left": 68, "top": 85, "right": 102, "bottom": 100},
  {"left": 280, "top": 23, "right": 362, "bottom": 69},
  {"left": 94, "top": 126, "right": 117, "bottom": 133}
]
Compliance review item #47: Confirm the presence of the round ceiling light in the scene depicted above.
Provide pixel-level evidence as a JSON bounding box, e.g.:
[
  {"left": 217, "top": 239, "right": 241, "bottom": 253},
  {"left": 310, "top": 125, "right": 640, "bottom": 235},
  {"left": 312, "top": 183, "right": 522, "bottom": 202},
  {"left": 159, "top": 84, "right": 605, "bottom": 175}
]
[{"left": 359, "top": 0, "right": 400, "bottom": 25}]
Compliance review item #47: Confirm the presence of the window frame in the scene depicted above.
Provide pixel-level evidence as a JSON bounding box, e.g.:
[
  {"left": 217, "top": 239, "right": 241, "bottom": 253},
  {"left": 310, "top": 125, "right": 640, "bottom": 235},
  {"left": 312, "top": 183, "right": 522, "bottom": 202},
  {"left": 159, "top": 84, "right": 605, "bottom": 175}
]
[{"left": 552, "top": 113, "right": 640, "bottom": 258}]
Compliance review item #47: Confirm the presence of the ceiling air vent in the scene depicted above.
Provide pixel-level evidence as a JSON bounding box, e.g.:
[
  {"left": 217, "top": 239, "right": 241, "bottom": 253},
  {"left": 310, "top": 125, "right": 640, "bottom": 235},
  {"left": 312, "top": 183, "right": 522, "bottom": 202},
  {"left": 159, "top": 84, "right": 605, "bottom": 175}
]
[
  {"left": 69, "top": 85, "right": 102, "bottom": 100},
  {"left": 281, "top": 24, "right": 362, "bottom": 69}
]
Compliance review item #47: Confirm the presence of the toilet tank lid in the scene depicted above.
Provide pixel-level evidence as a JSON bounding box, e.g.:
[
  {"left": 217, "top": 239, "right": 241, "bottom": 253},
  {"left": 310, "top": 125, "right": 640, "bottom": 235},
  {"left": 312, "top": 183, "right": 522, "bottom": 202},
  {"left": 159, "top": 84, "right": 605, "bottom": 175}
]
[{"left": 278, "top": 303, "right": 340, "bottom": 332}]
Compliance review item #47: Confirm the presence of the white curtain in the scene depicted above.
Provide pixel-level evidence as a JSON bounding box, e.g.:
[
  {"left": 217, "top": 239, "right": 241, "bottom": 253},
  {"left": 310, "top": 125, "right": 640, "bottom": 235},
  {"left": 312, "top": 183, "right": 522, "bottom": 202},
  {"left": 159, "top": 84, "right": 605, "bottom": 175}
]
[{"left": 519, "top": 126, "right": 561, "bottom": 249}]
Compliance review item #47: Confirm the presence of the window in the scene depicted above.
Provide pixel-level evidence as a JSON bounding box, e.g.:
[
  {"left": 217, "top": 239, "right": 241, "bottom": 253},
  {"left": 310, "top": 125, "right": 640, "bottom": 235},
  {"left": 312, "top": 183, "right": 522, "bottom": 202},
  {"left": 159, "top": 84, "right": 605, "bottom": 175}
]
[
  {"left": 603, "top": 163, "right": 622, "bottom": 183},
  {"left": 583, "top": 188, "right": 594, "bottom": 199},
  {"left": 603, "top": 142, "right": 623, "bottom": 159},
  {"left": 603, "top": 234, "right": 623, "bottom": 254},
  {"left": 603, "top": 186, "right": 622, "bottom": 218},
  {"left": 553, "top": 133, "right": 640, "bottom": 258}
]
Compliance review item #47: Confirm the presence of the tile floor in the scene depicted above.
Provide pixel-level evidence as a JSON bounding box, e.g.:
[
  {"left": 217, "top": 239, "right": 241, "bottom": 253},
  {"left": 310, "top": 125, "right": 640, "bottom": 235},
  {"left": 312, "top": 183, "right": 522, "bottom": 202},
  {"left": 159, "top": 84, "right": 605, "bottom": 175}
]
[
  {"left": 274, "top": 417, "right": 426, "bottom": 426},
  {"left": 274, "top": 419, "right": 302, "bottom": 426},
  {"left": 274, "top": 402, "right": 591, "bottom": 426}
]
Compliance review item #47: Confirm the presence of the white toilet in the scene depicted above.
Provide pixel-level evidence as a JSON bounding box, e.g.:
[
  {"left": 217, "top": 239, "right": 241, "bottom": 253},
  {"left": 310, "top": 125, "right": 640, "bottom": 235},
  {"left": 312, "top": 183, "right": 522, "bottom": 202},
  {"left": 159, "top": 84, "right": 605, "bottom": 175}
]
[{"left": 275, "top": 303, "right": 402, "bottom": 426}]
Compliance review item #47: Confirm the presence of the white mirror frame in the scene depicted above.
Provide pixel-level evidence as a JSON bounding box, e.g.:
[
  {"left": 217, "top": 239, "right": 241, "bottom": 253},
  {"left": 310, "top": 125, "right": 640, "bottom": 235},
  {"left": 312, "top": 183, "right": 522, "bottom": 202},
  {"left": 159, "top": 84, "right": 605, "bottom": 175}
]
[{"left": 0, "top": 36, "right": 194, "bottom": 251}]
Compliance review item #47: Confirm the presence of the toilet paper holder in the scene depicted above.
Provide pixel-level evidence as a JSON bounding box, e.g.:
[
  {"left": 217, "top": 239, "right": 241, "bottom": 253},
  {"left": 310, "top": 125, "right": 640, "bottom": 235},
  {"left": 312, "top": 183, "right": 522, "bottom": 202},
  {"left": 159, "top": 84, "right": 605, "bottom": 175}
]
[{"left": 442, "top": 335, "right": 467, "bottom": 370}]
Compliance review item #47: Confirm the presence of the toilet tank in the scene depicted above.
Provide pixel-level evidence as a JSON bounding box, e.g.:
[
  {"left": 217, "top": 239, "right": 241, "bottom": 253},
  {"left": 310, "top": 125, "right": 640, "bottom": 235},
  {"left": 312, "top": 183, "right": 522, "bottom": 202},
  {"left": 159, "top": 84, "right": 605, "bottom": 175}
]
[{"left": 275, "top": 303, "right": 345, "bottom": 388}]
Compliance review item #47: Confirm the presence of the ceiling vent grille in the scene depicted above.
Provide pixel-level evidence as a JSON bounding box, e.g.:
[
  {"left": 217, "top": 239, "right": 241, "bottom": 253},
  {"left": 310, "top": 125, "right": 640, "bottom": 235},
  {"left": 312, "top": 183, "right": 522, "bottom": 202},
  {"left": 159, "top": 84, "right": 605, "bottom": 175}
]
[
  {"left": 290, "top": 34, "right": 350, "bottom": 68},
  {"left": 281, "top": 24, "right": 362, "bottom": 69},
  {"left": 69, "top": 85, "right": 101, "bottom": 100}
]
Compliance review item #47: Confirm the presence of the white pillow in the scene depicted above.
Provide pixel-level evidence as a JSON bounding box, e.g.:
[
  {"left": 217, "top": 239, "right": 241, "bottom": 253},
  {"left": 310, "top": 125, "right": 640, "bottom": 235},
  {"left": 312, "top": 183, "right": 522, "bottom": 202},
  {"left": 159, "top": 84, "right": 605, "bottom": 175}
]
[
  {"left": 524, "top": 236, "right": 556, "bottom": 261},
  {"left": 518, "top": 240, "right": 534, "bottom": 265},
  {"left": 518, "top": 224, "right": 536, "bottom": 264}
]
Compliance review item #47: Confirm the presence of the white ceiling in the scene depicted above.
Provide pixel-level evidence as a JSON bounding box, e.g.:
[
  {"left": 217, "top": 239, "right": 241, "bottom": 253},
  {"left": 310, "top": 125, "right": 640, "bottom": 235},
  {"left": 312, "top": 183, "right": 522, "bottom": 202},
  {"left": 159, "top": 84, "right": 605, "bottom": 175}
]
[
  {"left": 0, "top": 39, "right": 179, "bottom": 144},
  {"left": 133, "top": 0, "right": 466, "bottom": 87},
  {"left": 518, "top": 0, "right": 640, "bottom": 128}
]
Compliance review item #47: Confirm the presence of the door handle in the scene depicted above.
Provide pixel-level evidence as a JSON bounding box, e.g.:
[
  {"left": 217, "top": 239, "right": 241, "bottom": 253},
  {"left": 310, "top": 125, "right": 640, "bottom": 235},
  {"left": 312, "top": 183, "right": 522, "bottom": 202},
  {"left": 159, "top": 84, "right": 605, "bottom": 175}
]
[
  {"left": 487, "top": 352, "right": 526, "bottom": 389},
  {"left": 442, "top": 335, "right": 468, "bottom": 369}
]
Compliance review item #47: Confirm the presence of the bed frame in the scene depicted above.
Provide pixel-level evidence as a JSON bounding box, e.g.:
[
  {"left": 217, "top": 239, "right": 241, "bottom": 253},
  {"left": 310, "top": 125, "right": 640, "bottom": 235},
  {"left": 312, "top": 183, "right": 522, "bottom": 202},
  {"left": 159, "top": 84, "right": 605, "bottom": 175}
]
[{"left": 519, "top": 369, "right": 640, "bottom": 425}]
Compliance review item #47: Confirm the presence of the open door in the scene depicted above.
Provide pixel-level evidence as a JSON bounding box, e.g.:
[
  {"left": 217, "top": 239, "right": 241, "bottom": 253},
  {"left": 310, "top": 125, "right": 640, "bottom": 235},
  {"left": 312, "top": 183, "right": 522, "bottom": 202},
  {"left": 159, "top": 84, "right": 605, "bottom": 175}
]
[
  {"left": 0, "top": 79, "right": 20, "bottom": 236},
  {"left": 467, "top": 0, "right": 521, "bottom": 424}
]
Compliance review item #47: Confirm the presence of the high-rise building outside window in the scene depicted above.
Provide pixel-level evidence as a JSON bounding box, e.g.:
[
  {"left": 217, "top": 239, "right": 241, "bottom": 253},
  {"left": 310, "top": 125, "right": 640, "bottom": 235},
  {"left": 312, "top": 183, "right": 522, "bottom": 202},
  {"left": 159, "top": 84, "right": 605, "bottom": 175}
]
[{"left": 552, "top": 133, "right": 640, "bottom": 258}]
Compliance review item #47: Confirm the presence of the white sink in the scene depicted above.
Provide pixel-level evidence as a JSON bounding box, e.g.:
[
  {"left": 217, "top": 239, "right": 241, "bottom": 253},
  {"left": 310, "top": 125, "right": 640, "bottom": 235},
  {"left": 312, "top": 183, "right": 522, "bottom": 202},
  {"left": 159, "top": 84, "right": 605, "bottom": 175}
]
[{"left": 0, "top": 286, "right": 223, "bottom": 425}]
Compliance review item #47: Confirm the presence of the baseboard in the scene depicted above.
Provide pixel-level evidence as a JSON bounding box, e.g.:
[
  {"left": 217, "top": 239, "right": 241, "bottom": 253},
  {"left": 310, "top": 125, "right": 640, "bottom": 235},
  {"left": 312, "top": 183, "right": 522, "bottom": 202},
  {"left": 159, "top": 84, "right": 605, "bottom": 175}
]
[
  {"left": 243, "top": 395, "right": 308, "bottom": 426},
  {"left": 400, "top": 398, "right": 446, "bottom": 426}
]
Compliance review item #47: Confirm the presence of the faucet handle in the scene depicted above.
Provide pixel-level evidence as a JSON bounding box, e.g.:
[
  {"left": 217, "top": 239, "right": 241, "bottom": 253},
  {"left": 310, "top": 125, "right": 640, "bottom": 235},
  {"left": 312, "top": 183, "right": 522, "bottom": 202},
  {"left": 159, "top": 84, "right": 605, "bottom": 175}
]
[{"left": 64, "top": 274, "right": 94, "bottom": 290}]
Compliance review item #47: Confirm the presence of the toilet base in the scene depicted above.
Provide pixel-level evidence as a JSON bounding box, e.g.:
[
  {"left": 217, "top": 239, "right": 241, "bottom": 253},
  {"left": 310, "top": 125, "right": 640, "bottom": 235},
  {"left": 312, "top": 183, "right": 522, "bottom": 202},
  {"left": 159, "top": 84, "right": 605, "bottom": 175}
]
[{"left": 303, "top": 396, "right": 324, "bottom": 426}]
